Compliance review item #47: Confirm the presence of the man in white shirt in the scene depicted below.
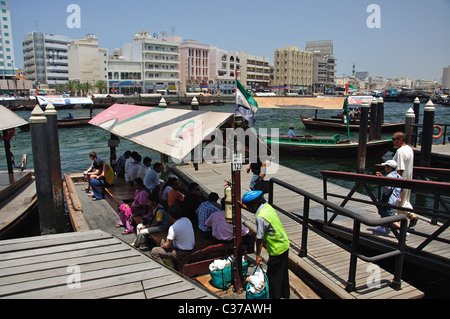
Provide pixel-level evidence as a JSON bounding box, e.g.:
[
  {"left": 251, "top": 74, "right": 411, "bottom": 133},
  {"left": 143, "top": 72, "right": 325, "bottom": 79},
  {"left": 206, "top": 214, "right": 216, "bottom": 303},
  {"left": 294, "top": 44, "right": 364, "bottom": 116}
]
[
  {"left": 150, "top": 206, "right": 195, "bottom": 264},
  {"left": 143, "top": 162, "right": 163, "bottom": 192},
  {"left": 392, "top": 132, "right": 418, "bottom": 227},
  {"left": 136, "top": 157, "right": 152, "bottom": 181}
]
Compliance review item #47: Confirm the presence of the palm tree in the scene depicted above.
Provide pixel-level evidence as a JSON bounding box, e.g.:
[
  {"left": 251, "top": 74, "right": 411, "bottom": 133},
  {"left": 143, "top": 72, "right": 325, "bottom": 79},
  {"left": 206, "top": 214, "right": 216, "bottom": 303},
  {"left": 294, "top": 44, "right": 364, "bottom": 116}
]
[
  {"left": 64, "top": 80, "right": 77, "bottom": 96},
  {"left": 93, "top": 80, "right": 107, "bottom": 94}
]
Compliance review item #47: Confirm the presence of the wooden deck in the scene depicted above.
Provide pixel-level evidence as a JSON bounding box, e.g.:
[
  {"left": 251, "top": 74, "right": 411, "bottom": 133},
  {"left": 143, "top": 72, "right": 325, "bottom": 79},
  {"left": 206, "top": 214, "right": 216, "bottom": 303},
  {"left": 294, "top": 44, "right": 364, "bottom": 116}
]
[
  {"left": 172, "top": 162, "right": 425, "bottom": 299},
  {"left": 0, "top": 229, "right": 217, "bottom": 299}
]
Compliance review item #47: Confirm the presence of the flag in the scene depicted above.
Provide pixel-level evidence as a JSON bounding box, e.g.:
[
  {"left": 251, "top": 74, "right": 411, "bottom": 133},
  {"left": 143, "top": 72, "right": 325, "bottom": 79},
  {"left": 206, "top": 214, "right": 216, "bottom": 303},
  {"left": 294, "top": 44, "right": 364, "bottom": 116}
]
[{"left": 235, "top": 79, "right": 258, "bottom": 125}]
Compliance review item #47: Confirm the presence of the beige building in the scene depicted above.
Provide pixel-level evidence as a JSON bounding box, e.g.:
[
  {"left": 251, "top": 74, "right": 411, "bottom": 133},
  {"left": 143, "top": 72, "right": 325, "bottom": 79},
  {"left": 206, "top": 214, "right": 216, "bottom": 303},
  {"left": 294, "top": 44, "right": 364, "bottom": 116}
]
[
  {"left": 240, "top": 53, "right": 271, "bottom": 91},
  {"left": 274, "top": 46, "right": 312, "bottom": 93},
  {"left": 180, "top": 40, "right": 212, "bottom": 93},
  {"left": 68, "top": 34, "right": 108, "bottom": 83}
]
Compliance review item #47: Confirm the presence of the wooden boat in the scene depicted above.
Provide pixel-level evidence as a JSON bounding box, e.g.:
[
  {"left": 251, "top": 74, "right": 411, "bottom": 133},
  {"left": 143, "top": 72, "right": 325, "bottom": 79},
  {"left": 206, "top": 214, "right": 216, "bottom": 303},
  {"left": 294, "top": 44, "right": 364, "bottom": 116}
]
[
  {"left": 261, "top": 134, "right": 394, "bottom": 158},
  {"left": 0, "top": 171, "right": 38, "bottom": 240},
  {"left": 300, "top": 115, "right": 405, "bottom": 133}
]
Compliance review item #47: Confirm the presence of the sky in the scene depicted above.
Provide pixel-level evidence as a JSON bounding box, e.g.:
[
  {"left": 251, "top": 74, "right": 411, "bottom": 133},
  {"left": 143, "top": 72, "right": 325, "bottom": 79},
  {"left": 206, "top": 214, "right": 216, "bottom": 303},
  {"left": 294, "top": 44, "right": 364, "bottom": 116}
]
[{"left": 9, "top": 0, "right": 450, "bottom": 82}]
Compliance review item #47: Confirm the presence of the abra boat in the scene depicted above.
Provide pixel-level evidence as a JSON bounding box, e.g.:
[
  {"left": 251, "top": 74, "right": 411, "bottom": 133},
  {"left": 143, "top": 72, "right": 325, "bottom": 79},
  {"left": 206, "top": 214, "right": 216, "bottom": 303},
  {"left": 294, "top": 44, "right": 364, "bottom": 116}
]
[
  {"left": 261, "top": 134, "right": 394, "bottom": 158},
  {"left": 300, "top": 115, "right": 405, "bottom": 133}
]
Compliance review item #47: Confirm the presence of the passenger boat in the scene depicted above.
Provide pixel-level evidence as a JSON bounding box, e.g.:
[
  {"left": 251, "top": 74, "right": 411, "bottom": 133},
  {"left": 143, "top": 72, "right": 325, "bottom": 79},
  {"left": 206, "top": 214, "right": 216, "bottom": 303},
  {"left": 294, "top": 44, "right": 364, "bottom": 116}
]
[
  {"left": 300, "top": 115, "right": 405, "bottom": 133},
  {"left": 261, "top": 134, "right": 394, "bottom": 158}
]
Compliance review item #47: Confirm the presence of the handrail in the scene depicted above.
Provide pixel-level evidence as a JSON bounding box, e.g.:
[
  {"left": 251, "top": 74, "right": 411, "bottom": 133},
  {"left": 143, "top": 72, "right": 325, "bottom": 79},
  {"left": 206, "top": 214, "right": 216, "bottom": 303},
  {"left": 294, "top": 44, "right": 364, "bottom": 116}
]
[
  {"left": 321, "top": 170, "right": 450, "bottom": 254},
  {"left": 268, "top": 177, "right": 408, "bottom": 292}
]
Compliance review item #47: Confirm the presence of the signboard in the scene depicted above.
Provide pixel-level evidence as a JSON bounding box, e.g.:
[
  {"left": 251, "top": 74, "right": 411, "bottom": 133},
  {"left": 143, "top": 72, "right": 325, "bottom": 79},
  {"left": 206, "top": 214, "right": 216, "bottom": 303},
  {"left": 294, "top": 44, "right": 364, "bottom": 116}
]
[{"left": 232, "top": 153, "right": 242, "bottom": 171}]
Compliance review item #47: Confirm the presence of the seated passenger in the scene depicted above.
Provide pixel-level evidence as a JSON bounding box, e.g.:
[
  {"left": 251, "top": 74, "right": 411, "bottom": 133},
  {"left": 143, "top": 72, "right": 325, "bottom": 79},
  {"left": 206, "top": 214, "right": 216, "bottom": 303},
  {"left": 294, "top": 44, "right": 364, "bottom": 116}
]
[
  {"left": 150, "top": 206, "right": 195, "bottom": 265},
  {"left": 196, "top": 192, "right": 220, "bottom": 240},
  {"left": 132, "top": 192, "right": 169, "bottom": 251},
  {"left": 205, "top": 198, "right": 255, "bottom": 253},
  {"left": 117, "top": 177, "right": 150, "bottom": 235},
  {"left": 89, "top": 161, "right": 115, "bottom": 201}
]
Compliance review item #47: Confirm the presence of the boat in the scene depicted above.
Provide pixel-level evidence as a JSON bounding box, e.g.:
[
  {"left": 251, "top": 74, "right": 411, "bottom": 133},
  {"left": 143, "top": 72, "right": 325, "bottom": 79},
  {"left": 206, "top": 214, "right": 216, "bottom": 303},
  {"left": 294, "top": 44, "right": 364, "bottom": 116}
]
[
  {"left": 261, "top": 134, "right": 394, "bottom": 158},
  {"left": 300, "top": 115, "right": 405, "bottom": 132}
]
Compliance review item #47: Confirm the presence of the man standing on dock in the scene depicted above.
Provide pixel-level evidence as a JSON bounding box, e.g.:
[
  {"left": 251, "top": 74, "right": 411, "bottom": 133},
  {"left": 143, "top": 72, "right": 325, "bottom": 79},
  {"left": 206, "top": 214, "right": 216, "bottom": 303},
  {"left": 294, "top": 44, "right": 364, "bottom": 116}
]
[
  {"left": 392, "top": 132, "right": 419, "bottom": 227},
  {"left": 239, "top": 190, "right": 290, "bottom": 299}
]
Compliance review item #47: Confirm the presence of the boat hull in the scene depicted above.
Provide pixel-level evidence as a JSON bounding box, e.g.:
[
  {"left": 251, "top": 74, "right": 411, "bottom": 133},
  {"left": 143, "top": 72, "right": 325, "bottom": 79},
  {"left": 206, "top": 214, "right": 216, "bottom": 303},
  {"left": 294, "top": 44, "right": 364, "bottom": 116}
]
[
  {"left": 301, "top": 116, "right": 405, "bottom": 133},
  {"left": 264, "top": 137, "right": 394, "bottom": 158}
]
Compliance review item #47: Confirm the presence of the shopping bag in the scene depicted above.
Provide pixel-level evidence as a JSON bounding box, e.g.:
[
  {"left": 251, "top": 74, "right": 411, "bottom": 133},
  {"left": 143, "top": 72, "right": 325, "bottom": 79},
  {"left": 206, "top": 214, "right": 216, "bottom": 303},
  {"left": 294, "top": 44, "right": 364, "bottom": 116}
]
[{"left": 246, "top": 266, "right": 269, "bottom": 299}]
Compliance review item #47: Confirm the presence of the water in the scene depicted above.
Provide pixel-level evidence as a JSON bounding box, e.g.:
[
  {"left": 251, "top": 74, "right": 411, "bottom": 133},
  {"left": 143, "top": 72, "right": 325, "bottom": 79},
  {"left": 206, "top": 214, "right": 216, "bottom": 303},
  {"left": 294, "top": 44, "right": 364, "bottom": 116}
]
[{"left": 2, "top": 101, "right": 450, "bottom": 177}]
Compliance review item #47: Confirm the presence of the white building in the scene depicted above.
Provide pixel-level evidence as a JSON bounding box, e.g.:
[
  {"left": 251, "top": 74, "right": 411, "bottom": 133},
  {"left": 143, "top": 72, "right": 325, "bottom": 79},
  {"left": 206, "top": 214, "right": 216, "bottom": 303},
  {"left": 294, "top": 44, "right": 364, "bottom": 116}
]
[
  {"left": 22, "top": 32, "right": 69, "bottom": 86},
  {"left": 240, "top": 53, "right": 271, "bottom": 91},
  {"left": 0, "top": 0, "right": 14, "bottom": 79},
  {"left": 68, "top": 34, "right": 108, "bottom": 84},
  {"left": 122, "top": 31, "right": 180, "bottom": 94},
  {"left": 209, "top": 48, "right": 240, "bottom": 95}
]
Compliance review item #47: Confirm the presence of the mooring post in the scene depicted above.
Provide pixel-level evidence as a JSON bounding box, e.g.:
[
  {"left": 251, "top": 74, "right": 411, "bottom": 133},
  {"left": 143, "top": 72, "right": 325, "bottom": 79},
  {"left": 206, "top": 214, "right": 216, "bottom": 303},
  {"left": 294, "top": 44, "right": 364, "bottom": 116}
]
[
  {"left": 369, "top": 98, "right": 378, "bottom": 141},
  {"left": 376, "top": 97, "right": 384, "bottom": 140},
  {"left": 357, "top": 99, "right": 370, "bottom": 173},
  {"left": 420, "top": 100, "right": 435, "bottom": 167},
  {"left": 191, "top": 96, "right": 199, "bottom": 111},
  {"left": 44, "top": 102, "right": 65, "bottom": 232},
  {"left": 405, "top": 108, "right": 415, "bottom": 146},
  {"left": 158, "top": 97, "right": 167, "bottom": 108},
  {"left": 413, "top": 97, "right": 420, "bottom": 147},
  {"left": 29, "top": 104, "right": 56, "bottom": 235}
]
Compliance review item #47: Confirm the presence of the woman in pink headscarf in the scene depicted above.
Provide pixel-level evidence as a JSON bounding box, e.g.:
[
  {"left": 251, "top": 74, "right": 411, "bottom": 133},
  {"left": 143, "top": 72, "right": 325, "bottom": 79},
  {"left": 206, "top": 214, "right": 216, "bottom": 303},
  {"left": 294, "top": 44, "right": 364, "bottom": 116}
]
[{"left": 117, "top": 178, "right": 151, "bottom": 235}]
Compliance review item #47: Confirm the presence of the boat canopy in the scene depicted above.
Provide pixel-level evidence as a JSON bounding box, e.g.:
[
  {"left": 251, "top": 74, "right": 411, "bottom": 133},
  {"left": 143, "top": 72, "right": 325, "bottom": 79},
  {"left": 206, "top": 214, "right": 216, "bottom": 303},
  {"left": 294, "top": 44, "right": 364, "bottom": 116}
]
[
  {"left": 89, "top": 104, "right": 235, "bottom": 162},
  {"left": 0, "top": 105, "right": 28, "bottom": 131},
  {"left": 36, "top": 96, "right": 93, "bottom": 106},
  {"left": 347, "top": 95, "right": 375, "bottom": 105}
]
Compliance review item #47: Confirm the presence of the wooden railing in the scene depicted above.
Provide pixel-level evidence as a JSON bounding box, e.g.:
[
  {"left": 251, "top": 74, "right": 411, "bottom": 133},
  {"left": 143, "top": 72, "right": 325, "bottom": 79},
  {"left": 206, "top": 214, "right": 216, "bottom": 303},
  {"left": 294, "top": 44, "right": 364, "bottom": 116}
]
[{"left": 267, "top": 177, "right": 408, "bottom": 292}]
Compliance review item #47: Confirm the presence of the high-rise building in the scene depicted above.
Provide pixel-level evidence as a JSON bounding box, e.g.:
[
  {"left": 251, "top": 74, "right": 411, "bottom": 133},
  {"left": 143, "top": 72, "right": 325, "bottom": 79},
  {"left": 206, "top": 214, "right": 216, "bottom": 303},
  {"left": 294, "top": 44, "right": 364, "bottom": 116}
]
[
  {"left": 442, "top": 66, "right": 450, "bottom": 90},
  {"left": 305, "top": 40, "right": 337, "bottom": 93},
  {"left": 22, "top": 32, "right": 69, "bottom": 86},
  {"left": 0, "top": 0, "right": 15, "bottom": 79}
]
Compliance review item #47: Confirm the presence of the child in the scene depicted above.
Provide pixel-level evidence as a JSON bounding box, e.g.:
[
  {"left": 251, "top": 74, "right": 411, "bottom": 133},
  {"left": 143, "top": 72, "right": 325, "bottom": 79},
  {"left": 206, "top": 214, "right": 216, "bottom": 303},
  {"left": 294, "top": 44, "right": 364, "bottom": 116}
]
[{"left": 375, "top": 160, "right": 402, "bottom": 234}]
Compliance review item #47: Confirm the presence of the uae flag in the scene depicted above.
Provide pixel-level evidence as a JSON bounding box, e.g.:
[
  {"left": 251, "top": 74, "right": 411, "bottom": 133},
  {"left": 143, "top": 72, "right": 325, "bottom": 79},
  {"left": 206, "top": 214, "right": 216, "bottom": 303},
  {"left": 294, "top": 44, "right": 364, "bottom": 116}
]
[{"left": 235, "top": 79, "right": 258, "bottom": 125}]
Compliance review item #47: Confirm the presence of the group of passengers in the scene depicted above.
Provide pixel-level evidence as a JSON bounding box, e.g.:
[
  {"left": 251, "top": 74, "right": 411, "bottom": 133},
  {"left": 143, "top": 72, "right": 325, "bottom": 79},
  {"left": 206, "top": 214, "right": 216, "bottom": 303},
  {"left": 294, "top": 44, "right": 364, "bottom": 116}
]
[{"left": 84, "top": 150, "right": 255, "bottom": 268}]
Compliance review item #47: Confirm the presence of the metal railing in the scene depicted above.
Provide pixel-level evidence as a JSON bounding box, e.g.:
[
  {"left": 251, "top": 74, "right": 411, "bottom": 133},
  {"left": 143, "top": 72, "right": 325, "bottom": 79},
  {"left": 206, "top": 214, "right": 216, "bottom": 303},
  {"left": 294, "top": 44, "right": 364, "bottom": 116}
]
[
  {"left": 268, "top": 177, "right": 408, "bottom": 292},
  {"left": 321, "top": 170, "right": 450, "bottom": 255}
]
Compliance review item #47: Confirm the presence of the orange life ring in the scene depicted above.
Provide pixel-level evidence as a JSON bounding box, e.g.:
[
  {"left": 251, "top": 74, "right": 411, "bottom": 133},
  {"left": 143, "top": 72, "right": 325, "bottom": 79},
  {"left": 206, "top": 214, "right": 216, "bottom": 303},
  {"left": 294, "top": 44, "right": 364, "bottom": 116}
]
[
  {"left": 0, "top": 128, "right": 15, "bottom": 141},
  {"left": 433, "top": 125, "right": 443, "bottom": 139}
]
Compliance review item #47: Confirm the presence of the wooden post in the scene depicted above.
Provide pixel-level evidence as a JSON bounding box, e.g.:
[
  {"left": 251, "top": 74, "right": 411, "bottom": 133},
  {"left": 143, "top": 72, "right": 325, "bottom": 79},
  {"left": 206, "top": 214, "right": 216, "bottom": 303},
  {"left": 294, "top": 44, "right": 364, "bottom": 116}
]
[
  {"left": 413, "top": 97, "right": 420, "bottom": 147},
  {"left": 29, "top": 104, "right": 56, "bottom": 235},
  {"left": 420, "top": 100, "right": 435, "bottom": 167},
  {"left": 357, "top": 99, "right": 370, "bottom": 173},
  {"left": 405, "top": 108, "right": 415, "bottom": 146},
  {"left": 2, "top": 129, "right": 13, "bottom": 173},
  {"left": 369, "top": 98, "right": 378, "bottom": 141},
  {"left": 376, "top": 97, "right": 384, "bottom": 140},
  {"left": 44, "top": 102, "right": 65, "bottom": 233}
]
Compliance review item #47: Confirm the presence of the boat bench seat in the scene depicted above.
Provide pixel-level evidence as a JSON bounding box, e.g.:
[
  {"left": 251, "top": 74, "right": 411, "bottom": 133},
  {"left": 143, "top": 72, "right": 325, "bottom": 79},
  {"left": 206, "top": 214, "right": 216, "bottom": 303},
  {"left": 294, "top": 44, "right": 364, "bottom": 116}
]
[{"left": 103, "top": 178, "right": 135, "bottom": 214}]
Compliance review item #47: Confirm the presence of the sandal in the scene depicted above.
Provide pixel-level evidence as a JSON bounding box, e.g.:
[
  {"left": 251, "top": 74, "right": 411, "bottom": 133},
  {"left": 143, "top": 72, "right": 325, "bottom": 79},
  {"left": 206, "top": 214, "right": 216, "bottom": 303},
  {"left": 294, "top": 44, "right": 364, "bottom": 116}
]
[
  {"left": 121, "top": 230, "right": 132, "bottom": 235},
  {"left": 83, "top": 187, "right": 90, "bottom": 191}
]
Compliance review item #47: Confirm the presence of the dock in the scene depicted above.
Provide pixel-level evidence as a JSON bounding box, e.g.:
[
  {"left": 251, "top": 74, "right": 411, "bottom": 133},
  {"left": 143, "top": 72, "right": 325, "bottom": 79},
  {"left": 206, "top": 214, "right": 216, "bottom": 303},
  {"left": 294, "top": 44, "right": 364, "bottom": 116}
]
[
  {"left": 0, "top": 229, "right": 217, "bottom": 299},
  {"left": 172, "top": 162, "right": 428, "bottom": 299}
]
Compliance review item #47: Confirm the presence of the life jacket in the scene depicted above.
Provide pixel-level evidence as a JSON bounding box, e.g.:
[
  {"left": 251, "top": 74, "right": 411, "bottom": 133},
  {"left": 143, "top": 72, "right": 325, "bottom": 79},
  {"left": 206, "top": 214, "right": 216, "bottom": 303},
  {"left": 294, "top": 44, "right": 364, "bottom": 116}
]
[{"left": 256, "top": 204, "right": 290, "bottom": 256}]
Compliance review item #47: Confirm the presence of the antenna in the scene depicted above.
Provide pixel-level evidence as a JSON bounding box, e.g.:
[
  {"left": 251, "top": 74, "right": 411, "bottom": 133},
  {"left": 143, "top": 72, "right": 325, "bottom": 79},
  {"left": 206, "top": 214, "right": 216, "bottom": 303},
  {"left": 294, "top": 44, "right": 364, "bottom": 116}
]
[{"left": 161, "top": 31, "right": 167, "bottom": 38}]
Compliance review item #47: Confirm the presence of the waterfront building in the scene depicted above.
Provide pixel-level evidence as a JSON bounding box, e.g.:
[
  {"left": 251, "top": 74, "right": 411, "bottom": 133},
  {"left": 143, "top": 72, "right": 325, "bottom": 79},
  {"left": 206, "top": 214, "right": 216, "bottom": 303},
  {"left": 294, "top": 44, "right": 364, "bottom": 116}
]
[
  {"left": 68, "top": 34, "right": 108, "bottom": 84},
  {"left": 305, "top": 40, "right": 337, "bottom": 94},
  {"left": 180, "top": 40, "right": 212, "bottom": 94},
  {"left": 22, "top": 32, "right": 69, "bottom": 87},
  {"left": 274, "top": 46, "right": 312, "bottom": 94},
  {"left": 0, "top": 0, "right": 14, "bottom": 80},
  {"left": 240, "top": 53, "right": 271, "bottom": 91},
  {"left": 107, "top": 51, "right": 143, "bottom": 94},
  {"left": 442, "top": 66, "right": 450, "bottom": 90},
  {"left": 209, "top": 47, "right": 240, "bottom": 95},
  {"left": 122, "top": 31, "right": 180, "bottom": 94}
]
